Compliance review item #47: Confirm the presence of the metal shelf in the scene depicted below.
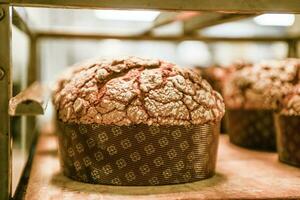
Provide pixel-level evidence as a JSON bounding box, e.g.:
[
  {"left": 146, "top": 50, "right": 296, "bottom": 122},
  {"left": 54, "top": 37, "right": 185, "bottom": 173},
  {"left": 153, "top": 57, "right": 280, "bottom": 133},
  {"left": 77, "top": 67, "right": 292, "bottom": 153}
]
[
  {"left": 7, "top": 0, "right": 300, "bottom": 13},
  {"left": 12, "top": 8, "right": 34, "bottom": 38},
  {"left": 1, "top": 1, "right": 300, "bottom": 200},
  {"left": 9, "top": 82, "right": 48, "bottom": 116},
  {"left": 35, "top": 29, "right": 300, "bottom": 42},
  {"left": 183, "top": 14, "right": 255, "bottom": 34}
]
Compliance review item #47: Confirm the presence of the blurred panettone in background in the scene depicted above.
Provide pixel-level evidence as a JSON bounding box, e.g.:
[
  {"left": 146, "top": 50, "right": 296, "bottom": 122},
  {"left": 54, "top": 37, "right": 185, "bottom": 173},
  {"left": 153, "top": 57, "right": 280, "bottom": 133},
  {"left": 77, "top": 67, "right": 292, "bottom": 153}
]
[
  {"left": 223, "top": 58, "right": 300, "bottom": 151},
  {"left": 194, "top": 65, "right": 226, "bottom": 93},
  {"left": 224, "top": 59, "right": 300, "bottom": 110},
  {"left": 275, "top": 84, "right": 300, "bottom": 167},
  {"left": 194, "top": 60, "right": 252, "bottom": 94},
  {"left": 279, "top": 84, "right": 300, "bottom": 116}
]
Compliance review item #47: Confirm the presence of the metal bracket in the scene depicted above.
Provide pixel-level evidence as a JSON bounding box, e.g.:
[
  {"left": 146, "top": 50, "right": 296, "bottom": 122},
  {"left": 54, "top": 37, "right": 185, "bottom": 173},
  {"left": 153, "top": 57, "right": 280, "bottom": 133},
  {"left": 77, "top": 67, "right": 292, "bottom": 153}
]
[{"left": 0, "top": 8, "right": 4, "bottom": 21}]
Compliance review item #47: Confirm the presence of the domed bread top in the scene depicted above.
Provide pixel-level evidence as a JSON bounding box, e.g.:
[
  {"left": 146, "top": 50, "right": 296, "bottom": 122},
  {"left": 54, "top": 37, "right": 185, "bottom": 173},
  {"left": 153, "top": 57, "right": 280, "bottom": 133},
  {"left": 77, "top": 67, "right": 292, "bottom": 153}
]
[
  {"left": 223, "top": 58, "right": 300, "bottom": 110},
  {"left": 53, "top": 56, "right": 225, "bottom": 126},
  {"left": 279, "top": 84, "right": 300, "bottom": 116}
]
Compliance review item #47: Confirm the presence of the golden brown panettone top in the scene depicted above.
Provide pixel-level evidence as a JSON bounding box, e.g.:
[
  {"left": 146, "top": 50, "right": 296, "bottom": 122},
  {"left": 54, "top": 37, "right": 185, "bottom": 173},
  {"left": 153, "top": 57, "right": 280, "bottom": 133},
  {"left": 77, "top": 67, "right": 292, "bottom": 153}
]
[
  {"left": 223, "top": 58, "right": 300, "bottom": 110},
  {"left": 279, "top": 84, "right": 300, "bottom": 116},
  {"left": 53, "top": 56, "right": 225, "bottom": 126}
]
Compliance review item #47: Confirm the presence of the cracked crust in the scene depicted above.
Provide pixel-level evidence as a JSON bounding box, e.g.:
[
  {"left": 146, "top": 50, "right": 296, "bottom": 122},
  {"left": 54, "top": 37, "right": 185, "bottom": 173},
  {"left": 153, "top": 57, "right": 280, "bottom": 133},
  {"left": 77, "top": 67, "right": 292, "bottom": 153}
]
[
  {"left": 280, "top": 84, "right": 300, "bottom": 116},
  {"left": 223, "top": 58, "right": 300, "bottom": 110},
  {"left": 53, "top": 56, "right": 225, "bottom": 126}
]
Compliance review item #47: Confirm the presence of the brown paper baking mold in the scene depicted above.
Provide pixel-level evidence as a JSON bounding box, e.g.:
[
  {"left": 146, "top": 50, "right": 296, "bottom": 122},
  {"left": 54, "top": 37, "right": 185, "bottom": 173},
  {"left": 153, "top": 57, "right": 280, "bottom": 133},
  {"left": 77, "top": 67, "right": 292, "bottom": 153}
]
[
  {"left": 226, "top": 109, "right": 276, "bottom": 151},
  {"left": 274, "top": 114, "right": 300, "bottom": 167},
  {"left": 56, "top": 121, "right": 220, "bottom": 186}
]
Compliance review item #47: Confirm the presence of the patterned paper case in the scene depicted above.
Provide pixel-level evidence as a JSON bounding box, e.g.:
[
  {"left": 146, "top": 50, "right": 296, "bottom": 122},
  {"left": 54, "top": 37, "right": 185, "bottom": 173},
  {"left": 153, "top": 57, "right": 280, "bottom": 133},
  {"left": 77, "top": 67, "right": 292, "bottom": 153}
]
[
  {"left": 53, "top": 56, "right": 225, "bottom": 186},
  {"left": 223, "top": 59, "right": 300, "bottom": 151},
  {"left": 275, "top": 84, "right": 300, "bottom": 167}
]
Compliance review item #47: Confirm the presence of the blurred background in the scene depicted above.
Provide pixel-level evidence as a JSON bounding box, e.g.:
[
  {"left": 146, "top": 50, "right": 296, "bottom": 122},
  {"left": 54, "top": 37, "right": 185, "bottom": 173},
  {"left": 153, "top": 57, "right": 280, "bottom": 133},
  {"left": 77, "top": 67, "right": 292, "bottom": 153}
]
[{"left": 14, "top": 8, "right": 300, "bottom": 88}]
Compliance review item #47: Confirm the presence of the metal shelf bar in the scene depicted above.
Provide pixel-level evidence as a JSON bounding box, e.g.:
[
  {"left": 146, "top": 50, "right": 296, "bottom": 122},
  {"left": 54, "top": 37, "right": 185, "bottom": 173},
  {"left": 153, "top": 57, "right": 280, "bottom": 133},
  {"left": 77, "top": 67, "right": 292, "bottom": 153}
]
[
  {"left": 0, "top": 4, "right": 12, "bottom": 200},
  {"left": 35, "top": 30, "right": 300, "bottom": 42},
  {"left": 12, "top": 8, "right": 34, "bottom": 37},
  {"left": 7, "top": 0, "right": 300, "bottom": 13},
  {"left": 183, "top": 14, "right": 255, "bottom": 34}
]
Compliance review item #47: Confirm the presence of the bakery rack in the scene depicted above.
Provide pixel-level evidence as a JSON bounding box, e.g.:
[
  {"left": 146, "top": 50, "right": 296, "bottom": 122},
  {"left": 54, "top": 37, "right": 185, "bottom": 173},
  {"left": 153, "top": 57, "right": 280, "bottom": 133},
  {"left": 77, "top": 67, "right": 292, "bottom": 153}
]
[{"left": 1, "top": 1, "right": 300, "bottom": 199}]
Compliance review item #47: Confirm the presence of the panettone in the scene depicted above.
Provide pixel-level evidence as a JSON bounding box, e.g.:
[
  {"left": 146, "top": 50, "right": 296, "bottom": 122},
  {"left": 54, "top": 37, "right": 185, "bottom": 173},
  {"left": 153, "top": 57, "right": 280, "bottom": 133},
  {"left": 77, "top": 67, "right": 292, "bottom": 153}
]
[
  {"left": 52, "top": 56, "right": 225, "bottom": 185},
  {"left": 275, "top": 84, "right": 300, "bottom": 166},
  {"left": 224, "top": 59, "right": 300, "bottom": 110},
  {"left": 224, "top": 58, "right": 300, "bottom": 151}
]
